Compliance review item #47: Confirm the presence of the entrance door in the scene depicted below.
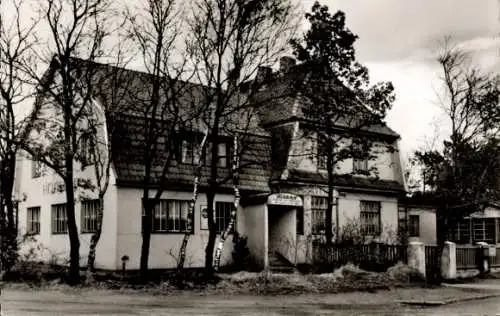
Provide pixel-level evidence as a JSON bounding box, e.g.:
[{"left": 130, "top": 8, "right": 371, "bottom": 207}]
[{"left": 268, "top": 206, "right": 296, "bottom": 264}]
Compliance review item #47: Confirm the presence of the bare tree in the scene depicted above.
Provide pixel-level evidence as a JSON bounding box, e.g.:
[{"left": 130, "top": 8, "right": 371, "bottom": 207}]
[
  {"left": 186, "top": 0, "right": 298, "bottom": 274},
  {"left": 83, "top": 44, "right": 134, "bottom": 279},
  {"left": 0, "top": 0, "right": 38, "bottom": 273},
  {"left": 125, "top": 0, "right": 200, "bottom": 279},
  {"left": 415, "top": 37, "right": 500, "bottom": 283},
  {"left": 21, "top": 0, "right": 114, "bottom": 285}
]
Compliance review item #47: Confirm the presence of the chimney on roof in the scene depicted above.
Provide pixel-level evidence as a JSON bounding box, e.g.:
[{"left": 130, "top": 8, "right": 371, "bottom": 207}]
[
  {"left": 255, "top": 66, "right": 272, "bottom": 86},
  {"left": 280, "top": 56, "right": 296, "bottom": 73}
]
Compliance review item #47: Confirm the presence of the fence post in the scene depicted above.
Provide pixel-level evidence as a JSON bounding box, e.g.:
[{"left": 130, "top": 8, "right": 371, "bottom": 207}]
[
  {"left": 441, "top": 241, "right": 456, "bottom": 280},
  {"left": 407, "top": 241, "right": 425, "bottom": 278}
]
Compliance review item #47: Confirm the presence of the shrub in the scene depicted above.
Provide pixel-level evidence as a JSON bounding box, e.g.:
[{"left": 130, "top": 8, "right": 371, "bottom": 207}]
[{"left": 230, "top": 232, "right": 253, "bottom": 271}]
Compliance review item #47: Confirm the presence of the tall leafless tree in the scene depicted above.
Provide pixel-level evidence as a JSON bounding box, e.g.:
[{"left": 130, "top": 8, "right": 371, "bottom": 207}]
[
  {"left": 186, "top": 0, "right": 298, "bottom": 273},
  {"left": 0, "top": 0, "right": 38, "bottom": 273},
  {"left": 125, "top": 0, "right": 200, "bottom": 279},
  {"left": 20, "top": 0, "right": 114, "bottom": 285}
]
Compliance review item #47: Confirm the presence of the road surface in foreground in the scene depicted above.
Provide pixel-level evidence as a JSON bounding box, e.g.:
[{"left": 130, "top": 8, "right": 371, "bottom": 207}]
[{"left": 2, "top": 288, "right": 500, "bottom": 316}]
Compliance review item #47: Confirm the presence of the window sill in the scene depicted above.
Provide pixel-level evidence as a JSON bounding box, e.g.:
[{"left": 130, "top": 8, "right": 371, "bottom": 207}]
[
  {"left": 81, "top": 231, "right": 98, "bottom": 234},
  {"left": 149, "top": 231, "right": 195, "bottom": 235},
  {"left": 52, "top": 232, "right": 68, "bottom": 235}
]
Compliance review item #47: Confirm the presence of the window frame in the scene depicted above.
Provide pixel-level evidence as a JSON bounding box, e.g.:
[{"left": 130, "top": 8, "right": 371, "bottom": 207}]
[
  {"left": 472, "top": 218, "right": 495, "bottom": 244},
  {"left": 215, "top": 201, "right": 235, "bottom": 234},
  {"left": 79, "top": 133, "right": 96, "bottom": 167},
  {"left": 408, "top": 214, "right": 420, "bottom": 237},
  {"left": 311, "top": 196, "right": 328, "bottom": 235},
  {"left": 360, "top": 200, "right": 381, "bottom": 236},
  {"left": 27, "top": 206, "right": 41, "bottom": 235},
  {"left": 179, "top": 133, "right": 205, "bottom": 165},
  {"left": 317, "top": 141, "right": 327, "bottom": 170},
  {"left": 32, "top": 159, "right": 43, "bottom": 178},
  {"left": 353, "top": 157, "right": 369, "bottom": 173},
  {"left": 142, "top": 199, "right": 194, "bottom": 234},
  {"left": 51, "top": 203, "right": 68, "bottom": 234},
  {"left": 81, "top": 199, "right": 100, "bottom": 233}
]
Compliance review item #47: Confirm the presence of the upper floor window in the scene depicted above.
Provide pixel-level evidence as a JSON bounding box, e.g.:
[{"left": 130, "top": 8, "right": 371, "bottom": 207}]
[
  {"left": 216, "top": 142, "right": 229, "bottom": 168},
  {"left": 353, "top": 158, "right": 369, "bottom": 173},
  {"left": 360, "top": 201, "right": 381, "bottom": 236},
  {"left": 32, "top": 159, "right": 43, "bottom": 178},
  {"left": 317, "top": 142, "right": 327, "bottom": 170},
  {"left": 79, "top": 133, "right": 96, "bottom": 166}
]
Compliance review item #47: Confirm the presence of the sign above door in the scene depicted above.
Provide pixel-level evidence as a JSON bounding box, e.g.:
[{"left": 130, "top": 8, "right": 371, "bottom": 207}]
[{"left": 267, "top": 193, "right": 303, "bottom": 207}]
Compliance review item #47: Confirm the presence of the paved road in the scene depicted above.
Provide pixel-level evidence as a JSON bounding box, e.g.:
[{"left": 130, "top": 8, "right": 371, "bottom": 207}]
[{"left": 2, "top": 288, "right": 500, "bottom": 316}]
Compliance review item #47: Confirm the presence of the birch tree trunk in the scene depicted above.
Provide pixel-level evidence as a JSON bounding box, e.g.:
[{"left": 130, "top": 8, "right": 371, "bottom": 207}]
[
  {"left": 177, "top": 130, "right": 209, "bottom": 272},
  {"left": 213, "top": 135, "right": 239, "bottom": 272},
  {"left": 86, "top": 194, "right": 105, "bottom": 280}
]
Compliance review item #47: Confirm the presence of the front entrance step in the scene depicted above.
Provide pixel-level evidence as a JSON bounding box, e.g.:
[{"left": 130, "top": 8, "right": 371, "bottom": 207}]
[{"left": 268, "top": 251, "right": 296, "bottom": 273}]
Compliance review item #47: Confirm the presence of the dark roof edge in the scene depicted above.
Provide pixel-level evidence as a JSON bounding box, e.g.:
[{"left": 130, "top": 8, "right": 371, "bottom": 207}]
[
  {"left": 114, "top": 180, "right": 269, "bottom": 195},
  {"left": 271, "top": 179, "right": 405, "bottom": 195}
]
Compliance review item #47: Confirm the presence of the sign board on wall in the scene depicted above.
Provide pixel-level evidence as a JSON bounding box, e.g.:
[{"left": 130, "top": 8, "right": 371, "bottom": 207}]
[
  {"left": 267, "top": 193, "right": 302, "bottom": 207},
  {"left": 200, "top": 205, "right": 209, "bottom": 230}
]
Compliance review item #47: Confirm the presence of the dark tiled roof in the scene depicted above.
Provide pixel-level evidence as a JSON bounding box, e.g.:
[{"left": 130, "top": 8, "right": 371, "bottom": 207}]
[
  {"left": 274, "top": 169, "right": 405, "bottom": 193},
  {"left": 110, "top": 114, "right": 272, "bottom": 192},
  {"left": 253, "top": 63, "right": 399, "bottom": 138}
]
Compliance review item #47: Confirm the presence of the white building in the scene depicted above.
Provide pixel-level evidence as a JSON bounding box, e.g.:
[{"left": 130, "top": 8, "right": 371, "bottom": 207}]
[{"left": 15, "top": 57, "right": 407, "bottom": 271}]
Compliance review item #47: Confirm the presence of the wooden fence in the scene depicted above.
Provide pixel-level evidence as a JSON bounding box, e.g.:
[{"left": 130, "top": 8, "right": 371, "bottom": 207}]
[
  {"left": 312, "top": 242, "right": 407, "bottom": 271},
  {"left": 456, "top": 245, "right": 478, "bottom": 270},
  {"left": 425, "top": 245, "right": 439, "bottom": 279},
  {"left": 490, "top": 246, "right": 500, "bottom": 268}
]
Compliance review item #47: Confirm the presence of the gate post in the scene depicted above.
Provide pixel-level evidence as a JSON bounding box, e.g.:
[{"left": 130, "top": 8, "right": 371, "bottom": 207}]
[
  {"left": 407, "top": 241, "right": 425, "bottom": 278},
  {"left": 441, "top": 241, "right": 456, "bottom": 280}
]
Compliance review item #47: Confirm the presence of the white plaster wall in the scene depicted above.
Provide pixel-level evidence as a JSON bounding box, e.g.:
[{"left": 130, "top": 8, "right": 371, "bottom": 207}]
[
  {"left": 337, "top": 192, "right": 398, "bottom": 243},
  {"left": 240, "top": 204, "right": 267, "bottom": 268},
  {"left": 16, "top": 152, "right": 119, "bottom": 269},
  {"left": 115, "top": 188, "right": 236, "bottom": 270},
  {"left": 287, "top": 128, "right": 402, "bottom": 182},
  {"left": 407, "top": 208, "right": 437, "bottom": 246}
]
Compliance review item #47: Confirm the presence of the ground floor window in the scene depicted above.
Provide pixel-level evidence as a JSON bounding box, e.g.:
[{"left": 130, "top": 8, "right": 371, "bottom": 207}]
[
  {"left": 143, "top": 199, "right": 193, "bottom": 233},
  {"left": 81, "top": 199, "right": 100, "bottom": 233},
  {"left": 27, "top": 206, "right": 41, "bottom": 235},
  {"left": 51, "top": 203, "right": 67, "bottom": 234},
  {"left": 449, "top": 219, "right": 471, "bottom": 244},
  {"left": 360, "top": 201, "right": 381, "bottom": 236},
  {"left": 215, "top": 201, "right": 234, "bottom": 233},
  {"left": 409, "top": 215, "right": 420, "bottom": 237},
  {"left": 472, "top": 218, "right": 495, "bottom": 244},
  {"left": 311, "top": 196, "right": 328, "bottom": 235}
]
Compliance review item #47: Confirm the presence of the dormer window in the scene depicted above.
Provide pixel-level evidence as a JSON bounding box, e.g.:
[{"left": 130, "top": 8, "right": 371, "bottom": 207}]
[
  {"left": 317, "top": 141, "right": 327, "bottom": 170},
  {"left": 353, "top": 158, "right": 368, "bottom": 173},
  {"left": 181, "top": 138, "right": 203, "bottom": 165}
]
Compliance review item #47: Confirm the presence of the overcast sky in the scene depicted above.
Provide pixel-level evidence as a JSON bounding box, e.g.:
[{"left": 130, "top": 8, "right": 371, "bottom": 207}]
[{"left": 299, "top": 0, "right": 500, "bottom": 157}]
